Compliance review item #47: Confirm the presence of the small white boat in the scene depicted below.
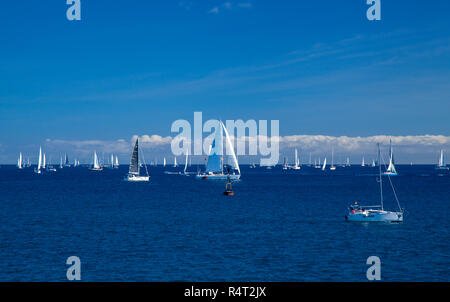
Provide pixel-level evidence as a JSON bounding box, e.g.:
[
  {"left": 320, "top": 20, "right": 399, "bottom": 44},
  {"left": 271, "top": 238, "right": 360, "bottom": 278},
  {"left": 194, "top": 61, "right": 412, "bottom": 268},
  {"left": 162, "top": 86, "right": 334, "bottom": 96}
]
[
  {"left": 196, "top": 120, "right": 241, "bottom": 180},
  {"left": 383, "top": 139, "right": 398, "bottom": 176},
  {"left": 361, "top": 156, "right": 365, "bottom": 167},
  {"left": 346, "top": 143, "right": 403, "bottom": 223},
  {"left": 89, "top": 151, "right": 103, "bottom": 171},
  {"left": 436, "top": 149, "right": 449, "bottom": 170},
  {"left": 124, "top": 138, "right": 150, "bottom": 181}
]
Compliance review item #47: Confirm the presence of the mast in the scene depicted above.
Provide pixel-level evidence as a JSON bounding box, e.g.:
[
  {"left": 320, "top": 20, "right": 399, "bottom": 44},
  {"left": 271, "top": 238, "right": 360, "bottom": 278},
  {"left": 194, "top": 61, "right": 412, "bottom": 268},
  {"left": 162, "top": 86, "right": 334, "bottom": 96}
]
[{"left": 378, "top": 143, "right": 384, "bottom": 211}]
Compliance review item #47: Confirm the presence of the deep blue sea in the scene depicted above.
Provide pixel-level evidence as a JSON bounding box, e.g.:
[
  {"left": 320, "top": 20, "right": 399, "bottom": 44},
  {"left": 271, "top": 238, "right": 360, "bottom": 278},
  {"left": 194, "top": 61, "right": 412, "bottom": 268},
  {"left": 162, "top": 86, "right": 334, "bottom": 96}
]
[{"left": 0, "top": 164, "right": 448, "bottom": 281}]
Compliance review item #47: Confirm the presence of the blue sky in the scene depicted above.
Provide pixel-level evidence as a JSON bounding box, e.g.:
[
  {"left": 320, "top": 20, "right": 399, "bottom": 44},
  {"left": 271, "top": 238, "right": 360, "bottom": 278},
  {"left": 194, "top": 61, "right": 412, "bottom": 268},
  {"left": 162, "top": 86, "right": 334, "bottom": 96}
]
[{"left": 1, "top": 1, "right": 450, "bottom": 163}]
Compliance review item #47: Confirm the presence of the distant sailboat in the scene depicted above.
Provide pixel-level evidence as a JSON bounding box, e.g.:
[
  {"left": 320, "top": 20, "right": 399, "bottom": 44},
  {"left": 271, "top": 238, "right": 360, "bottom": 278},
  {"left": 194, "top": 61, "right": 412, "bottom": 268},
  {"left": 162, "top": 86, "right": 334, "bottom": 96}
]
[
  {"left": 436, "top": 149, "right": 449, "bottom": 170},
  {"left": 173, "top": 157, "right": 178, "bottom": 168},
  {"left": 163, "top": 157, "right": 166, "bottom": 167},
  {"left": 282, "top": 157, "right": 288, "bottom": 170},
  {"left": 89, "top": 151, "right": 103, "bottom": 171},
  {"left": 115, "top": 155, "right": 119, "bottom": 168},
  {"left": 322, "top": 157, "right": 327, "bottom": 171},
  {"left": 371, "top": 159, "right": 376, "bottom": 167},
  {"left": 34, "top": 147, "right": 43, "bottom": 174},
  {"left": 383, "top": 140, "right": 398, "bottom": 176},
  {"left": 361, "top": 157, "right": 365, "bottom": 167},
  {"left": 291, "top": 149, "right": 301, "bottom": 170},
  {"left": 17, "top": 152, "right": 23, "bottom": 169},
  {"left": 346, "top": 157, "right": 350, "bottom": 167},
  {"left": 42, "top": 153, "right": 46, "bottom": 169},
  {"left": 330, "top": 147, "right": 336, "bottom": 170},
  {"left": 64, "top": 153, "right": 71, "bottom": 167},
  {"left": 124, "top": 138, "right": 149, "bottom": 181},
  {"left": 59, "top": 156, "right": 63, "bottom": 169},
  {"left": 196, "top": 121, "right": 241, "bottom": 180},
  {"left": 346, "top": 143, "right": 403, "bottom": 222}
]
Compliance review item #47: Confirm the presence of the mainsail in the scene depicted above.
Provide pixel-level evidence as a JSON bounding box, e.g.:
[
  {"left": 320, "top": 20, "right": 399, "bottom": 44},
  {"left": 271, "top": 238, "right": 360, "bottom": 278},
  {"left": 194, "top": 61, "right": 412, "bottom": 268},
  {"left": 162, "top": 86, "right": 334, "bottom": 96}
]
[
  {"left": 38, "top": 147, "right": 42, "bottom": 170},
  {"left": 129, "top": 139, "right": 139, "bottom": 175},
  {"left": 93, "top": 151, "right": 101, "bottom": 169},
  {"left": 322, "top": 157, "right": 327, "bottom": 171},
  {"left": 205, "top": 124, "right": 223, "bottom": 173},
  {"left": 184, "top": 148, "right": 189, "bottom": 173},
  {"left": 438, "top": 149, "right": 445, "bottom": 167},
  {"left": 386, "top": 140, "right": 397, "bottom": 173},
  {"left": 17, "top": 152, "right": 23, "bottom": 169},
  {"left": 222, "top": 121, "right": 240, "bottom": 174}
]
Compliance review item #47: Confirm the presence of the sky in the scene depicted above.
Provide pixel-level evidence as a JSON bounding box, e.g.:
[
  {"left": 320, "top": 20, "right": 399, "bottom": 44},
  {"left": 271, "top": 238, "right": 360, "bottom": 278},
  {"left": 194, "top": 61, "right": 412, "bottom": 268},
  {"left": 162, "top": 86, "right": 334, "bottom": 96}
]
[{"left": 1, "top": 1, "right": 450, "bottom": 164}]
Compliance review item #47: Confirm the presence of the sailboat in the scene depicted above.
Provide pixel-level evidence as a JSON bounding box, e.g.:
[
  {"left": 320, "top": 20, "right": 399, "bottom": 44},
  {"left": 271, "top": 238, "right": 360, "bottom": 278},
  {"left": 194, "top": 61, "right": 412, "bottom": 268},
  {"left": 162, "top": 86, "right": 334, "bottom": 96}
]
[
  {"left": 282, "top": 157, "right": 288, "bottom": 170},
  {"left": 59, "top": 157, "right": 63, "bottom": 169},
  {"left": 361, "top": 157, "right": 365, "bottom": 167},
  {"left": 115, "top": 155, "right": 119, "bottom": 168},
  {"left": 346, "top": 143, "right": 403, "bottom": 222},
  {"left": 173, "top": 157, "right": 178, "bottom": 168},
  {"left": 124, "top": 138, "right": 150, "bottom": 181},
  {"left": 34, "top": 147, "right": 43, "bottom": 174},
  {"left": 163, "top": 157, "right": 166, "bottom": 167},
  {"left": 291, "top": 149, "right": 301, "bottom": 170},
  {"left": 321, "top": 157, "right": 327, "bottom": 171},
  {"left": 89, "top": 151, "right": 103, "bottom": 171},
  {"left": 179, "top": 148, "right": 192, "bottom": 176},
  {"left": 371, "top": 159, "right": 376, "bottom": 167},
  {"left": 383, "top": 139, "right": 398, "bottom": 176},
  {"left": 17, "top": 152, "right": 23, "bottom": 169},
  {"left": 64, "top": 153, "right": 71, "bottom": 167},
  {"left": 196, "top": 121, "right": 241, "bottom": 180},
  {"left": 346, "top": 157, "right": 350, "bottom": 167},
  {"left": 436, "top": 149, "right": 449, "bottom": 170},
  {"left": 330, "top": 147, "right": 336, "bottom": 170}
]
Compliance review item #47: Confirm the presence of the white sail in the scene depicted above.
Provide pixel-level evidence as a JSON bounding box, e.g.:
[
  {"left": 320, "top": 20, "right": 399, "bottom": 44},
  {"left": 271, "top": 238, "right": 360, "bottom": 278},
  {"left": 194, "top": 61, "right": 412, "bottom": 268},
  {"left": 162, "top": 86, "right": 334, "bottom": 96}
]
[
  {"left": 438, "top": 149, "right": 445, "bottom": 167},
  {"left": 93, "top": 151, "right": 101, "bottom": 169},
  {"left": 362, "top": 157, "right": 365, "bottom": 167},
  {"left": 183, "top": 148, "right": 189, "bottom": 173},
  {"left": 115, "top": 155, "right": 119, "bottom": 167},
  {"left": 386, "top": 140, "right": 397, "bottom": 173},
  {"left": 346, "top": 157, "right": 350, "bottom": 166},
  {"left": 322, "top": 157, "right": 327, "bottom": 171},
  {"left": 43, "top": 153, "right": 46, "bottom": 169},
  {"left": 222, "top": 121, "right": 240, "bottom": 174},
  {"left": 174, "top": 157, "right": 177, "bottom": 168},
  {"left": 38, "top": 147, "right": 42, "bottom": 170},
  {"left": 60, "top": 157, "right": 63, "bottom": 169},
  {"left": 111, "top": 154, "right": 114, "bottom": 167},
  {"left": 17, "top": 152, "right": 23, "bottom": 169},
  {"left": 163, "top": 157, "right": 166, "bottom": 167}
]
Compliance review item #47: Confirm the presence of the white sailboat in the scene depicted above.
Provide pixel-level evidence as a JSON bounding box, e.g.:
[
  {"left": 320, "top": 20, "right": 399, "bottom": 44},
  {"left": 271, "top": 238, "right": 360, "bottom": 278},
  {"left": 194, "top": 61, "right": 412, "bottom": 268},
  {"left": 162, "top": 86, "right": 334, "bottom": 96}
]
[
  {"left": 42, "top": 153, "right": 46, "bottom": 169},
  {"left": 346, "top": 143, "right": 403, "bottom": 222},
  {"left": 124, "top": 138, "right": 149, "bottom": 181},
  {"left": 330, "top": 147, "right": 336, "bottom": 170},
  {"left": 371, "top": 159, "right": 376, "bottom": 167},
  {"left": 89, "top": 151, "right": 103, "bottom": 171},
  {"left": 196, "top": 121, "right": 241, "bottom": 180},
  {"left": 361, "top": 157, "right": 365, "bottom": 167},
  {"left": 282, "top": 157, "right": 288, "bottom": 170},
  {"left": 64, "top": 153, "right": 71, "bottom": 167},
  {"left": 383, "top": 139, "right": 398, "bottom": 176},
  {"left": 291, "top": 149, "right": 301, "bottom": 170},
  {"left": 17, "top": 152, "right": 23, "bottom": 169},
  {"left": 321, "top": 157, "right": 327, "bottom": 171},
  {"left": 346, "top": 157, "right": 350, "bottom": 167},
  {"left": 163, "top": 157, "right": 166, "bottom": 167},
  {"left": 436, "top": 149, "right": 448, "bottom": 170},
  {"left": 34, "top": 147, "right": 43, "bottom": 174},
  {"left": 59, "top": 157, "right": 63, "bottom": 169},
  {"left": 173, "top": 157, "right": 178, "bottom": 168},
  {"left": 115, "top": 155, "right": 119, "bottom": 168}
]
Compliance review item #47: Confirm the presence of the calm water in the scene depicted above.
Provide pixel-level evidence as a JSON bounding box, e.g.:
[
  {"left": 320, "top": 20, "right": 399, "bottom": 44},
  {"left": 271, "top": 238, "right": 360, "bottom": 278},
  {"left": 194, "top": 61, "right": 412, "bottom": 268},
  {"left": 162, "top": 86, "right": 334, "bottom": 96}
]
[{"left": 0, "top": 164, "right": 448, "bottom": 281}]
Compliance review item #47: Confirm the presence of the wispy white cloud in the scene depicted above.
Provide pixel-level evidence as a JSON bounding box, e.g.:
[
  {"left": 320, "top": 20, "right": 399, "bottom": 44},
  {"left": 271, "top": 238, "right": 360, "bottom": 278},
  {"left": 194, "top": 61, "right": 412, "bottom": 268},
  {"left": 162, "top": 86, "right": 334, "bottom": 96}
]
[{"left": 208, "top": 7, "right": 219, "bottom": 14}]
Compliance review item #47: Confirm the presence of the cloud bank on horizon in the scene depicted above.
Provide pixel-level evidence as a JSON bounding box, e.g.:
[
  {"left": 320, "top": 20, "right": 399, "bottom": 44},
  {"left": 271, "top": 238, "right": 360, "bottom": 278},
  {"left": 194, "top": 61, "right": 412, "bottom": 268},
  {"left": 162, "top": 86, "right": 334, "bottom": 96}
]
[{"left": 2, "top": 134, "right": 449, "bottom": 165}]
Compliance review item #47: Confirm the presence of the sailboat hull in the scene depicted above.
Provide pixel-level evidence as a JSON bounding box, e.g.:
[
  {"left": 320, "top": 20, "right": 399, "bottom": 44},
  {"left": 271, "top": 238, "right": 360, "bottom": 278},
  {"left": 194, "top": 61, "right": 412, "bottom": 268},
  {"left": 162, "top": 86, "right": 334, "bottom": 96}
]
[
  {"left": 195, "top": 174, "right": 240, "bottom": 180},
  {"left": 346, "top": 210, "right": 403, "bottom": 222},
  {"left": 124, "top": 175, "right": 150, "bottom": 182},
  {"left": 89, "top": 168, "right": 103, "bottom": 171},
  {"left": 383, "top": 172, "right": 398, "bottom": 176}
]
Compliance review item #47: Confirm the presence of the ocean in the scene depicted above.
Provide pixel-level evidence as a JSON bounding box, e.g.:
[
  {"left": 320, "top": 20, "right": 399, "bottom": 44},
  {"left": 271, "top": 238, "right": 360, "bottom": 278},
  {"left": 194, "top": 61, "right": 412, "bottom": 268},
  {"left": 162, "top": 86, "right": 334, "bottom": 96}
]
[{"left": 0, "top": 164, "right": 448, "bottom": 281}]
